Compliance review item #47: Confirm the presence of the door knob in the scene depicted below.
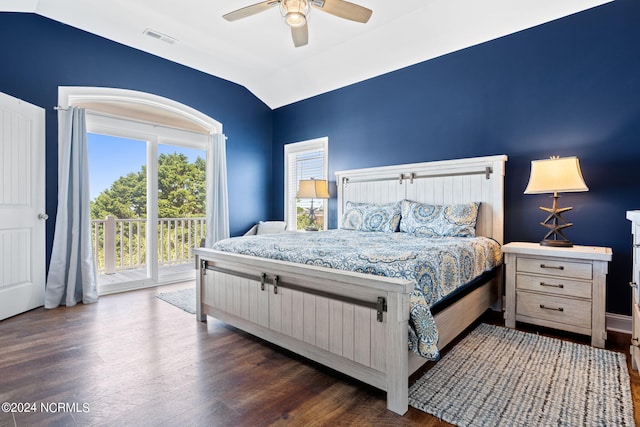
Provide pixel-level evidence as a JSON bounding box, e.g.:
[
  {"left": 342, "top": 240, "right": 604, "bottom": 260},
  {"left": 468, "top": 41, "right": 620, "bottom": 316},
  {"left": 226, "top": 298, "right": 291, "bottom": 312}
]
[{"left": 38, "top": 213, "right": 48, "bottom": 220}]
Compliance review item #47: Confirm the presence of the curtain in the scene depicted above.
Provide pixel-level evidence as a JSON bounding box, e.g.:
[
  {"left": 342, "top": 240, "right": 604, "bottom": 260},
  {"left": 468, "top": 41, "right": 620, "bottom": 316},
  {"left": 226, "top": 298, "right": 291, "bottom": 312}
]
[
  {"left": 45, "top": 107, "right": 98, "bottom": 308},
  {"left": 205, "top": 133, "right": 230, "bottom": 247}
]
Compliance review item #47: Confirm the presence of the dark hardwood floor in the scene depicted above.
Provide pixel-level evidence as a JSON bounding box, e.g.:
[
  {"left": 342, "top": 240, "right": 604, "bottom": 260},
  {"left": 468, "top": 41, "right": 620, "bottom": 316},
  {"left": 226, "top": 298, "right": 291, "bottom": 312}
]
[{"left": 1, "top": 283, "right": 638, "bottom": 426}]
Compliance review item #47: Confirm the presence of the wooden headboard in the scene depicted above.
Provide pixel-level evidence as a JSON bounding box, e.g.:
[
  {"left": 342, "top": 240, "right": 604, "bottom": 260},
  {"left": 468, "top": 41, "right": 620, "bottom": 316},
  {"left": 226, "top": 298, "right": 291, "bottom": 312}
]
[{"left": 334, "top": 155, "right": 508, "bottom": 244}]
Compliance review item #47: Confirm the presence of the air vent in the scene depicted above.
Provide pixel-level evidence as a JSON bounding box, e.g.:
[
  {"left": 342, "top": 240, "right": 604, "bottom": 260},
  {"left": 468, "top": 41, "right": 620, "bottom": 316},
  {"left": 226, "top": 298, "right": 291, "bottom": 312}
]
[{"left": 143, "top": 29, "right": 177, "bottom": 45}]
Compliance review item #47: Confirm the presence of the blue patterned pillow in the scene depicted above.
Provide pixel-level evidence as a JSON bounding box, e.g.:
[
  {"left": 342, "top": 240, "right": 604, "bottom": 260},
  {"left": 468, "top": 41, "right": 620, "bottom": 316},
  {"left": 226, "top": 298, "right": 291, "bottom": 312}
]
[
  {"left": 341, "top": 201, "right": 401, "bottom": 232},
  {"left": 399, "top": 200, "right": 479, "bottom": 237}
]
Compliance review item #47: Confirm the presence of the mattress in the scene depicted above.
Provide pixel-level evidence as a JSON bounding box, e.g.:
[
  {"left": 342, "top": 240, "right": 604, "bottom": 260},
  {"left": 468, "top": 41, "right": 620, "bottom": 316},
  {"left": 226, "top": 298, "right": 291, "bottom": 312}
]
[{"left": 212, "top": 229, "right": 502, "bottom": 360}]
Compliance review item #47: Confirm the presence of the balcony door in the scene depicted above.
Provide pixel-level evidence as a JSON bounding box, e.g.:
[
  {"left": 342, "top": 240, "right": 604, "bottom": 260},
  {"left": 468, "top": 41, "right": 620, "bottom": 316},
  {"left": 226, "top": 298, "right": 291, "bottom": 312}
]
[
  {"left": 87, "top": 116, "right": 209, "bottom": 294},
  {"left": 88, "top": 131, "right": 150, "bottom": 291}
]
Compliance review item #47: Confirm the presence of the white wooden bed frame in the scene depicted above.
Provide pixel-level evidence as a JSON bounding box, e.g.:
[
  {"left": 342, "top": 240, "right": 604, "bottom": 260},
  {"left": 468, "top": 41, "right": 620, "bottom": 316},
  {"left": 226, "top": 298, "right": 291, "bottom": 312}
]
[{"left": 194, "top": 154, "right": 507, "bottom": 415}]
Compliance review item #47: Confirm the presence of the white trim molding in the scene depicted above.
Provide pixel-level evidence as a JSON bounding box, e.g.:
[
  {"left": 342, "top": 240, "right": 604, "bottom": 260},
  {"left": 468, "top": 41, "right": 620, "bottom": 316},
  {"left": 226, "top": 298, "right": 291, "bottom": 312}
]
[
  {"left": 58, "top": 86, "right": 222, "bottom": 135},
  {"left": 606, "top": 312, "right": 632, "bottom": 335}
]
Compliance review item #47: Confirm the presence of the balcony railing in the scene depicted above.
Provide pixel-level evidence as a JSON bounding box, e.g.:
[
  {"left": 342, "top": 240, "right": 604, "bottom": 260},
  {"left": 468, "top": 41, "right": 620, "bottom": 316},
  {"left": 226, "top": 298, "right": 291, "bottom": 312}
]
[{"left": 91, "top": 216, "right": 206, "bottom": 274}]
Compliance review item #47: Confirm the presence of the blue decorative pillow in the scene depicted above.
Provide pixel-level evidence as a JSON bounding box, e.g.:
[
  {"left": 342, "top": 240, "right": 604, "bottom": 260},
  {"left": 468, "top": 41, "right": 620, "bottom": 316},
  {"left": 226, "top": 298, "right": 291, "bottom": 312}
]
[
  {"left": 341, "top": 201, "right": 401, "bottom": 232},
  {"left": 399, "top": 200, "right": 479, "bottom": 237}
]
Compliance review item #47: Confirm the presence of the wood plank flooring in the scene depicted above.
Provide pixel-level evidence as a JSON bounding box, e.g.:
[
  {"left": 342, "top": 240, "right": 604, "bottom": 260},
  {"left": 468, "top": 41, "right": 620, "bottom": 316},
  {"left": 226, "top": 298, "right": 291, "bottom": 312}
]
[{"left": 0, "top": 282, "right": 638, "bottom": 426}]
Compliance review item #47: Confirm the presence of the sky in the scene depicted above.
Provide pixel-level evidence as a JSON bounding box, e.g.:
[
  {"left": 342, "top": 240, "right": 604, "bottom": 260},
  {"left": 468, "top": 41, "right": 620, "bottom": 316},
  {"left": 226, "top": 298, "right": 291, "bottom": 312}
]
[{"left": 87, "top": 133, "right": 204, "bottom": 201}]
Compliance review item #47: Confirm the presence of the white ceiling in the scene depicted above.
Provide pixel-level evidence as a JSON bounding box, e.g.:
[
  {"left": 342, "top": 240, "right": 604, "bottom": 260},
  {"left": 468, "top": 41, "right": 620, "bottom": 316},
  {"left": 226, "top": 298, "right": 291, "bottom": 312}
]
[{"left": 2, "top": 0, "right": 612, "bottom": 109}]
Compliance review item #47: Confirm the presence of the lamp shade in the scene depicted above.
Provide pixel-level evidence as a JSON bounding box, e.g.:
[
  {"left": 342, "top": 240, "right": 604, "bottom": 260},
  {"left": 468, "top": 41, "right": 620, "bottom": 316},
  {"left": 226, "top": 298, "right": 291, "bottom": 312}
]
[
  {"left": 524, "top": 156, "right": 588, "bottom": 194},
  {"left": 296, "top": 179, "right": 330, "bottom": 199}
]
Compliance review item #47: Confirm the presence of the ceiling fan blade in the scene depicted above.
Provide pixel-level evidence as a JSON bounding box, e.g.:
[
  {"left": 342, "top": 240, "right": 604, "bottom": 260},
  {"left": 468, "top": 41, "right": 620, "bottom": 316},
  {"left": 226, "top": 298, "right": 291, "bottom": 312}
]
[
  {"left": 310, "top": 0, "right": 372, "bottom": 23},
  {"left": 223, "top": 0, "right": 281, "bottom": 22},
  {"left": 291, "top": 24, "right": 309, "bottom": 47}
]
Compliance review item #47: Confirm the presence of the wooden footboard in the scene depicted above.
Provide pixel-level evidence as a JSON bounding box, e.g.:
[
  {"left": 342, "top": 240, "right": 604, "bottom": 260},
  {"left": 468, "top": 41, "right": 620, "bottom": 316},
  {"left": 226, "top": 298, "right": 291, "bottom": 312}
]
[
  {"left": 195, "top": 248, "right": 415, "bottom": 414},
  {"left": 195, "top": 249, "right": 500, "bottom": 415}
]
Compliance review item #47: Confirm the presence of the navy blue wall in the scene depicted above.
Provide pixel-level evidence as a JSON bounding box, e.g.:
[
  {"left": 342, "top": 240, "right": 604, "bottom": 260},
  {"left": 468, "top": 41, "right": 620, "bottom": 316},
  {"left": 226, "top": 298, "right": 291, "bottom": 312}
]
[
  {"left": 0, "top": 13, "right": 273, "bottom": 265},
  {"left": 273, "top": 0, "right": 640, "bottom": 315}
]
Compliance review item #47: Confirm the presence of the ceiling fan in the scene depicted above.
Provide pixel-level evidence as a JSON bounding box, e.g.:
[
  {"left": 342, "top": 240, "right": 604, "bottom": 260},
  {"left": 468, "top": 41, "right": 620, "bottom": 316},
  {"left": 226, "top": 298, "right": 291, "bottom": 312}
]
[{"left": 223, "top": 0, "right": 372, "bottom": 48}]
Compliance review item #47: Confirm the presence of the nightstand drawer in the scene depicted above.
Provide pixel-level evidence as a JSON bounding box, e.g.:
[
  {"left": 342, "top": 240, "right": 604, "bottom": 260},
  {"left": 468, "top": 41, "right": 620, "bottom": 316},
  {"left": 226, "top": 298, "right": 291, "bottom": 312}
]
[
  {"left": 517, "top": 257, "right": 592, "bottom": 280},
  {"left": 516, "top": 291, "right": 591, "bottom": 328},
  {"left": 516, "top": 273, "right": 592, "bottom": 299}
]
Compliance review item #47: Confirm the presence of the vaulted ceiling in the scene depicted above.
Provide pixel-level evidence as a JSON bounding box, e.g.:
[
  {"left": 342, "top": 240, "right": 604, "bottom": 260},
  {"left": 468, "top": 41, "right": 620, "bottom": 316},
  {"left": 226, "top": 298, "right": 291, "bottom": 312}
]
[{"left": 2, "top": 0, "right": 611, "bottom": 108}]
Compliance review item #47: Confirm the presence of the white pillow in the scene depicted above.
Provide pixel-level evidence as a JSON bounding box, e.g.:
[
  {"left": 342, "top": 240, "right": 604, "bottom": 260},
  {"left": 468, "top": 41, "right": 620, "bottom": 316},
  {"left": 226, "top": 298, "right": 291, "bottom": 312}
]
[{"left": 256, "top": 221, "right": 287, "bottom": 235}]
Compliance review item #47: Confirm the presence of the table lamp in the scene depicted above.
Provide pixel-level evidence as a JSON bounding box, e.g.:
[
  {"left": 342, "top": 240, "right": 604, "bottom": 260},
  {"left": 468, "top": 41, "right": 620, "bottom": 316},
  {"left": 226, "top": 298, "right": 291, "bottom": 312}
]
[
  {"left": 296, "top": 178, "right": 330, "bottom": 231},
  {"left": 524, "top": 156, "right": 588, "bottom": 247}
]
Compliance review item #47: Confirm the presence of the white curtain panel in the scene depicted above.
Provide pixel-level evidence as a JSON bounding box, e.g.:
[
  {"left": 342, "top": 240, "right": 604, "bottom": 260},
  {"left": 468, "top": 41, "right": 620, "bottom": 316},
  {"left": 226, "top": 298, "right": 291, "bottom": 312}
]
[
  {"left": 205, "top": 133, "right": 230, "bottom": 246},
  {"left": 45, "top": 107, "right": 98, "bottom": 308}
]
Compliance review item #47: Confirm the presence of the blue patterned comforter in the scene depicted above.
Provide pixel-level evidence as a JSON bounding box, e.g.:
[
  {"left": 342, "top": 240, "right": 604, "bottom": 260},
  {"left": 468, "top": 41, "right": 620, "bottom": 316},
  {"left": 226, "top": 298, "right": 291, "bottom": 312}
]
[{"left": 212, "top": 230, "right": 502, "bottom": 360}]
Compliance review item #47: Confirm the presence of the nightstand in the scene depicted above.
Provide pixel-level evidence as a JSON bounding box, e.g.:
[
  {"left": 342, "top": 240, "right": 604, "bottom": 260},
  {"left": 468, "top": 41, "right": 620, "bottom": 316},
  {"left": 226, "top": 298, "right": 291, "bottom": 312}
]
[{"left": 503, "top": 242, "right": 612, "bottom": 348}]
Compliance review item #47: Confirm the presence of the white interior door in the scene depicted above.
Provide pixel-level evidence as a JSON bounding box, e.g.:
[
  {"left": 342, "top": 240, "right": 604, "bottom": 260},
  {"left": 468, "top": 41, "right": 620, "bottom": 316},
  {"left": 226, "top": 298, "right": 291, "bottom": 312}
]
[{"left": 0, "top": 92, "right": 46, "bottom": 320}]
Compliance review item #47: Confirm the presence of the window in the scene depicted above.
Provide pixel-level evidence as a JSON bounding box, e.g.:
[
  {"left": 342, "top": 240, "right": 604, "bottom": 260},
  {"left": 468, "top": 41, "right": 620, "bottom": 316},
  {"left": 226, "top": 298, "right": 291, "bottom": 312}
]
[{"left": 284, "top": 138, "right": 328, "bottom": 231}]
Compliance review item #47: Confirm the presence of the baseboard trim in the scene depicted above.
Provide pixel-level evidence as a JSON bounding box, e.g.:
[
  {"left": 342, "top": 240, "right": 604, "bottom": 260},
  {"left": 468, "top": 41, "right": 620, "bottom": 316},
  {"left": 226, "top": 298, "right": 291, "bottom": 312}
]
[{"left": 606, "top": 312, "right": 632, "bottom": 335}]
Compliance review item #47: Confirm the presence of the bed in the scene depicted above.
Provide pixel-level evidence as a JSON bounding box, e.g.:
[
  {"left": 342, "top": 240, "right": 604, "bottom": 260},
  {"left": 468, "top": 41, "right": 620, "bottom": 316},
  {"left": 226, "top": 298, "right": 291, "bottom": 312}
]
[{"left": 194, "top": 154, "right": 507, "bottom": 415}]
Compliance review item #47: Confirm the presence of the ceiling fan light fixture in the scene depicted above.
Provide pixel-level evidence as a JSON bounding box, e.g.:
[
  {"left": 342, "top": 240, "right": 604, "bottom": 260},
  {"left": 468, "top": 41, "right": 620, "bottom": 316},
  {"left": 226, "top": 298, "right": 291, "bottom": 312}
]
[
  {"left": 285, "top": 11, "right": 306, "bottom": 27},
  {"left": 223, "top": 0, "right": 372, "bottom": 48},
  {"left": 282, "top": 0, "right": 309, "bottom": 27}
]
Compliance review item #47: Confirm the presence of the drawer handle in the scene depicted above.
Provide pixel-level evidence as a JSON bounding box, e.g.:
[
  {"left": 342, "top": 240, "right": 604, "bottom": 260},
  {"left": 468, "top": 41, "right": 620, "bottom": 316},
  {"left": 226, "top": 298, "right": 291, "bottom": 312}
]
[
  {"left": 540, "top": 264, "right": 564, "bottom": 270},
  {"left": 540, "top": 304, "right": 564, "bottom": 312},
  {"left": 630, "top": 282, "right": 638, "bottom": 289},
  {"left": 540, "top": 282, "right": 564, "bottom": 289},
  {"left": 634, "top": 244, "right": 640, "bottom": 248}
]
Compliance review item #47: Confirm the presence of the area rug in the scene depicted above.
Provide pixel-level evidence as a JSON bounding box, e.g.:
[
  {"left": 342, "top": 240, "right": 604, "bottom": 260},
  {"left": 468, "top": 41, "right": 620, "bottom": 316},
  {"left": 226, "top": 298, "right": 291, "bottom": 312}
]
[
  {"left": 409, "top": 323, "right": 634, "bottom": 426},
  {"left": 156, "top": 287, "right": 196, "bottom": 314}
]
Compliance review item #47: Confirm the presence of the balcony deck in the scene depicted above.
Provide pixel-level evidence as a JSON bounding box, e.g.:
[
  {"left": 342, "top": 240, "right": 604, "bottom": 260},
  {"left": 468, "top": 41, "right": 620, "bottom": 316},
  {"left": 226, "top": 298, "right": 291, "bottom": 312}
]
[{"left": 97, "top": 262, "right": 195, "bottom": 288}]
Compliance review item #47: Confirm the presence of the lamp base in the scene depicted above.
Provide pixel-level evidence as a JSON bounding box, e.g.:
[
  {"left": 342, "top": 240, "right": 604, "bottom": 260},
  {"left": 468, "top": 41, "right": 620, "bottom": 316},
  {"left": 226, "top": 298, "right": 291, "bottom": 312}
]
[
  {"left": 305, "top": 199, "right": 319, "bottom": 232},
  {"left": 540, "top": 239, "right": 573, "bottom": 248},
  {"left": 537, "top": 194, "right": 575, "bottom": 248}
]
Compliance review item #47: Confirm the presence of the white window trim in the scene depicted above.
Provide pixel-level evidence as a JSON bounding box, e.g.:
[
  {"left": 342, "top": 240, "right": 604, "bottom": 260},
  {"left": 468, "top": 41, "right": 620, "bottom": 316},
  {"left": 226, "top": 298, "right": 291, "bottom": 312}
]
[
  {"left": 58, "top": 86, "right": 222, "bottom": 132},
  {"left": 284, "top": 137, "right": 329, "bottom": 231}
]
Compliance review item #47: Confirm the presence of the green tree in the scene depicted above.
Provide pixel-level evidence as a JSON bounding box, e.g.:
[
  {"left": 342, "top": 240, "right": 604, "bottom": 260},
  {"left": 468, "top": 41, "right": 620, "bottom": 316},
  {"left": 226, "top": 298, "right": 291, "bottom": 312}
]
[
  {"left": 158, "top": 154, "right": 206, "bottom": 218},
  {"left": 90, "top": 153, "right": 205, "bottom": 220}
]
